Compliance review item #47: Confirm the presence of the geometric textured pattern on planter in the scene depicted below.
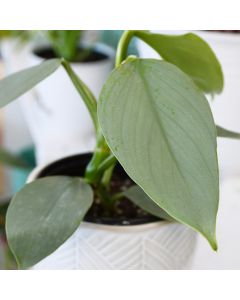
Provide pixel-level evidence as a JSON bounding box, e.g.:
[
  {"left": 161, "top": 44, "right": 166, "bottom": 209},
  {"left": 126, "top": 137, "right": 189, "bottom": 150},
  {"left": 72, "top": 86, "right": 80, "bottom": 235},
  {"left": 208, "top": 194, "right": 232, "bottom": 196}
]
[{"left": 33, "top": 221, "right": 197, "bottom": 270}]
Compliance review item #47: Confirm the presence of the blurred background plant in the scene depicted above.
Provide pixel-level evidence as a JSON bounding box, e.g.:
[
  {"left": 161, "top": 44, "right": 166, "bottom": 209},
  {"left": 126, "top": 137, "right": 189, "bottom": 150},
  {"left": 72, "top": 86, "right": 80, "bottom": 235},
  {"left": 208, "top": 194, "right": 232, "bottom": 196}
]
[
  {"left": 44, "top": 30, "right": 84, "bottom": 61},
  {"left": 37, "top": 30, "right": 138, "bottom": 61},
  {"left": 0, "top": 30, "right": 87, "bottom": 61},
  {"left": 0, "top": 30, "right": 138, "bottom": 61}
]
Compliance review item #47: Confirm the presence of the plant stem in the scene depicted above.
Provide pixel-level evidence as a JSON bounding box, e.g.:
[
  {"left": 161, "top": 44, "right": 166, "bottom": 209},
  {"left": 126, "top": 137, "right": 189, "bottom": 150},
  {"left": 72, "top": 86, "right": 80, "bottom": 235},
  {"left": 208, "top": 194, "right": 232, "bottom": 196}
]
[
  {"left": 96, "top": 154, "right": 116, "bottom": 176},
  {"left": 84, "top": 132, "right": 111, "bottom": 183},
  {"left": 115, "top": 30, "right": 135, "bottom": 67},
  {"left": 101, "top": 164, "right": 115, "bottom": 188},
  {"left": 61, "top": 59, "right": 98, "bottom": 132},
  {"left": 86, "top": 154, "right": 117, "bottom": 186},
  {"left": 96, "top": 184, "right": 115, "bottom": 213}
]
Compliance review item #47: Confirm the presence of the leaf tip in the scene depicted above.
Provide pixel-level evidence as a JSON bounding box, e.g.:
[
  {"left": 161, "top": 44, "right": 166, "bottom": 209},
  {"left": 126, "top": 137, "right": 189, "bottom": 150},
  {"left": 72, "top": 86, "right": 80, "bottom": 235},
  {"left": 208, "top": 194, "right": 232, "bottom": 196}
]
[
  {"left": 203, "top": 228, "right": 218, "bottom": 251},
  {"left": 210, "top": 239, "right": 218, "bottom": 252}
]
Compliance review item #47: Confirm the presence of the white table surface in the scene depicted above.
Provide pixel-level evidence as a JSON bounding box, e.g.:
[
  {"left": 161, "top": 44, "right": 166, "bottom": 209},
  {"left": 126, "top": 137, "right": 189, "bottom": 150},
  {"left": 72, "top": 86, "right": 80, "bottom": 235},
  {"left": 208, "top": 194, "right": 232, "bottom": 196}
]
[{"left": 191, "top": 176, "right": 240, "bottom": 269}]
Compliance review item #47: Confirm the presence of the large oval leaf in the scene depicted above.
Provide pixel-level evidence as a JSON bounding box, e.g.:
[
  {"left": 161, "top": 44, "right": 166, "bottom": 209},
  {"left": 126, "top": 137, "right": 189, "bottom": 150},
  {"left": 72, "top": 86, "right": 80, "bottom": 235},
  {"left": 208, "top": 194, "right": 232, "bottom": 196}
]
[
  {"left": 0, "top": 59, "right": 61, "bottom": 107},
  {"left": 98, "top": 58, "right": 219, "bottom": 249},
  {"left": 6, "top": 176, "right": 93, "bottom": 269},
  {"left": 135, "top": 31, "right": 224, "bottom": 94}
]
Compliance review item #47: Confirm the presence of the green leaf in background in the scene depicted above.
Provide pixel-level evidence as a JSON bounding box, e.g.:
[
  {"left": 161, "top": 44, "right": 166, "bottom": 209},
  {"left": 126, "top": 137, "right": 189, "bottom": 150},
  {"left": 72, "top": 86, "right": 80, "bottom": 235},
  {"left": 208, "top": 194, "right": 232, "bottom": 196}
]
[
  {"left": 0, "top": 148, "right": 29, "bottom": 169},
  {"left": 98, "top": 58, "right": 219, "bottom": 250},
  {"left": 0, "top": 59, "right": 61, "bottom": 108},
  {"left": 6, "top": 176, "right": 93, "bottom": 269},
  {"left": 124, "top": 185, "right": 174, "bottom": 221},
  {"left": 134, "top": 31, "right": 224, "bottom": 94},
  {"left": 46, "top": 30, "right": 83, "bottom": 61},
  {"left": 216, "top": 125, "right": 240, "bottom": 139}
]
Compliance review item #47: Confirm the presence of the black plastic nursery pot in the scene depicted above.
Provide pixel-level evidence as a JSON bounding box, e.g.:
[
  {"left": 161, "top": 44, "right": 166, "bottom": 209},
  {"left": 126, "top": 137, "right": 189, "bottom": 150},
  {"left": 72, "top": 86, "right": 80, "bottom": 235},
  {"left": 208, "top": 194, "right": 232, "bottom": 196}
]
[{"left": 37, "top": 153, "right": 160, "bottom": 226}]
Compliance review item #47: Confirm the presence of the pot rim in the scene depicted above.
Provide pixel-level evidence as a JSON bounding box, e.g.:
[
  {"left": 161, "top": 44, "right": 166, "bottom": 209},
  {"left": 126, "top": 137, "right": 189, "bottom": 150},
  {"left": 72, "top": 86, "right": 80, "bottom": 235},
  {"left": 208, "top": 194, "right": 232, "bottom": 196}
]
[
  {"left": 30, "top": 42, "right": 115, "bottom": 65},
  {"left": 80, "top": 219, "right": 170, "bottom": 232},
  {"left": 27, "top": 154, "right": 173, "bottom": 231}
]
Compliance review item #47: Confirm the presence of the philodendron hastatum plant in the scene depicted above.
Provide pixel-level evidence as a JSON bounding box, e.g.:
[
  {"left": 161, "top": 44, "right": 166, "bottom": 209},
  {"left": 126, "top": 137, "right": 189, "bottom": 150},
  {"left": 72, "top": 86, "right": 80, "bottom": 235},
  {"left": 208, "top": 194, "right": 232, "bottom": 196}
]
[
  {"left": 0, "top": 30, "right": 85, "bottom": 61},
  {"left": 0, "top": 30, "right": 239, "bottom": 269}
]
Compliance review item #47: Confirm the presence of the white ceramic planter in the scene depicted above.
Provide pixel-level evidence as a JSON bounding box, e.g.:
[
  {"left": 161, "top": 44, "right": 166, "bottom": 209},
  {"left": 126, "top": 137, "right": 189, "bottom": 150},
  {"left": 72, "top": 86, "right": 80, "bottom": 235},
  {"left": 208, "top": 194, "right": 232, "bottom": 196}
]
[
  {"left": 20, "top": 43, "right": 114, "bottom": 165},
  {"left": 0, "top": 39, "right": 31, "bottom": 73},
  {"left": 28, "top": 162, "right": 197, "bottom": 270},
  {"left": 138, "top": 30, "right": 240, "bottom": 178},
  {"left": 33, "top": 221, "right": 197, "bottom": 270}
]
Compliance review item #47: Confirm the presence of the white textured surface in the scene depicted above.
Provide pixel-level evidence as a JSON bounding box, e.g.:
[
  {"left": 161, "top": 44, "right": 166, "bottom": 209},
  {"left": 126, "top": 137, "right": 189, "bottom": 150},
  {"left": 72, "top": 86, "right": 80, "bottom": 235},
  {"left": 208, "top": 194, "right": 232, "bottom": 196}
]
[{"left": 33, "top": 221, "right": 197, "bottom": 270}]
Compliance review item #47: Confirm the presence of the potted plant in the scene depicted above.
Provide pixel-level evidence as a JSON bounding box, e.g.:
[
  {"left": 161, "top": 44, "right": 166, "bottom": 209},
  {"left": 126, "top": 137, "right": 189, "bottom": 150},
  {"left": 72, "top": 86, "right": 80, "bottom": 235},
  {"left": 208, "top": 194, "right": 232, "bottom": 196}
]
[
  {"left": 1, "top": 31, "right": 115, "bottom": 165},
  {"left": 0, "top": 30, "right": 240, "bottom": 270}
]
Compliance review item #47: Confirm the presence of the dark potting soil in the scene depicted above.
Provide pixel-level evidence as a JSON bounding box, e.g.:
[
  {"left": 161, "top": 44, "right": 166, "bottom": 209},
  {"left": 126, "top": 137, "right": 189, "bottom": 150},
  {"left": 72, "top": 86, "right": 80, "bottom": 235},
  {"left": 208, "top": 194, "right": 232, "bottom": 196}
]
[
  {"left": 38, "top": 153, "right": 160, "bottom": 226},
  {"left": 34, "top": 47, "right": 108, "bottom": 63}
]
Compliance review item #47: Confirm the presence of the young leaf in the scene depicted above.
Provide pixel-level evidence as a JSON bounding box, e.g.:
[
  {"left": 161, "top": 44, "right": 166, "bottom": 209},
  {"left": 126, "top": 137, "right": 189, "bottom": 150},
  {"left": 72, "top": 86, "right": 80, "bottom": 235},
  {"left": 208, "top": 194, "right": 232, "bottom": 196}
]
[
  {"left": 124, "top": 185, "right": 174, "bottom": 221},
  {"left": 98, "top": 58, "right": 219, "bottom": 250},
  {"left": 134, "top": 31, "right": 224, "bottom": 94},
  {"left": 216, "top": 125, "right": 240, "bottom": 139},
  {"left": 0, "top": 59, "right": 61, "bottom": 107},
  {"left": 6, "top": 176, "right": 93, "bottom": 269}
]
